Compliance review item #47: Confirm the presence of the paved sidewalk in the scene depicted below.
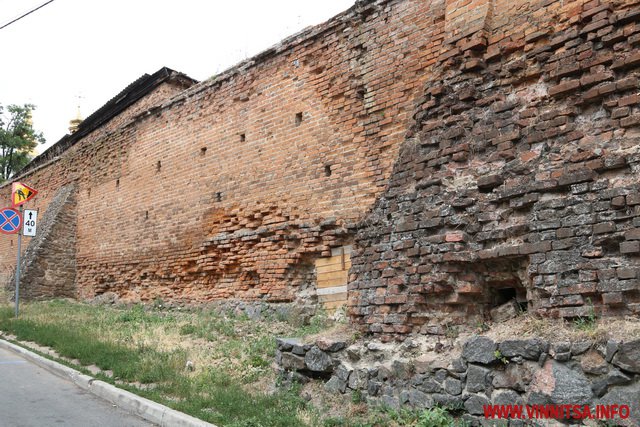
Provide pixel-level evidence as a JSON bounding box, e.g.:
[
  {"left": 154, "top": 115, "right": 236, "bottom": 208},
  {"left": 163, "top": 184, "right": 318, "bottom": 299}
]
[
  {"left": 0, "top": 339, "right": 216, "bottom": 427},
  {"left": 0, "top": 346, "right": 154, "bottom": 427}
]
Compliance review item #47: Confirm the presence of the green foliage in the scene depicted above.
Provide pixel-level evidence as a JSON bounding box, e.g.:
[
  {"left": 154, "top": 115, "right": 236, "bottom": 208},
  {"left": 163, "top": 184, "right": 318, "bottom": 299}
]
[
  {"left": 444, "top": 325, "right": 459, "bottom": 339},
  {"left": 352, "top": 404, "right": 469, "bottom": 427},
  {"left": 416, "top": 406, "right": 459, "bottom": 427},
  {"left": 295, "top": 308, "right": 331, "bottom": 336},
  {"left": 117, "top": 303, "right": 174, "bottom": 324},
  {"left": 475, "top": 321, "right": 490, "bottom": 333},
  {"left": 152, "top": 297, "right": 165, "bottom": 310},
  {"left": 351, "top": 389, "right": 365, "bottom": 404},
  {"left": 0, "top": 103, "right": 45, "bottom": 181},
  {"left": 162, "top": 370, "right": 306, "bottom": 427},
  {"left": 573, "top": 297, "right": 597, "bottom": 332},
  {"left": 179, "top": 323, "right": 198, "bottom": 335},
  {"left": 0, "top": 301, "right": 307, "bottom": 426},
  {"left": 0, "top": 300, "right": 476, "bottom": 427},
  {"left": 0, "top": 310, "right": 181, "bottom": 383},
  {"left": 494, "top": 350, "right": 509, "bottom": 365}
]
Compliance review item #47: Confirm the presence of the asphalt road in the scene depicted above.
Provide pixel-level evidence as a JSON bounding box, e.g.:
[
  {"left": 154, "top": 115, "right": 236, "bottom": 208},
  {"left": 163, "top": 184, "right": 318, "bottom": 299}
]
[{"left": 0, "top": 347, "right": 155, "bottom": 427}]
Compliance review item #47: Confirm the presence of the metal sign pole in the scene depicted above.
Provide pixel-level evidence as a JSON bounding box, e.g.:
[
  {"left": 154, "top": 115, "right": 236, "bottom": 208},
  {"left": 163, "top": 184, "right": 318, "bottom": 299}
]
[{"left": 15, "top": 206, "right": 22, "bottom": 317}]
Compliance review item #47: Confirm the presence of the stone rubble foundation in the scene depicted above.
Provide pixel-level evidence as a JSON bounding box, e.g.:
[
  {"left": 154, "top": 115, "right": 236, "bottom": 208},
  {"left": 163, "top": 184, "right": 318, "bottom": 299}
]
[{"left": 276, "top": 334, "right": 640, "bottom": 426}]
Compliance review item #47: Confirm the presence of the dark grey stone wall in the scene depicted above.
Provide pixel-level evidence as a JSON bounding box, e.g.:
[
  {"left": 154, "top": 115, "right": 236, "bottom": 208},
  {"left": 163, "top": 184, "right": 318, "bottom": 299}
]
[
  {"left": 348, "top": 0, "right": 640, "bottom": 340},
  {"left": 277, "top": 335, "right": 640, "bottom": 426}
]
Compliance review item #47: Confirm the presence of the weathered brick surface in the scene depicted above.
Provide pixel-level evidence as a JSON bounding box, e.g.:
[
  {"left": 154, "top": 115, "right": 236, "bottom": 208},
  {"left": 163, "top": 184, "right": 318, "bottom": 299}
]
[
  {"left": 350, "top": 0, "right": 640, "bottom": 340},
  {"left": 0, "top": 0, "right": 443, "bottom": 303},
  {"left": 0, "top": 74, "right": 191, "bottom": 290}
]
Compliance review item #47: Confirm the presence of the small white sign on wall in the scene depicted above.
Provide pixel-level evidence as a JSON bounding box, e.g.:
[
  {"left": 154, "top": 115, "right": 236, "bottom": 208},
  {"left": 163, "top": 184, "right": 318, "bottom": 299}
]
[{"left": 23, "top": 209, "right": 38, "bottom": 237}]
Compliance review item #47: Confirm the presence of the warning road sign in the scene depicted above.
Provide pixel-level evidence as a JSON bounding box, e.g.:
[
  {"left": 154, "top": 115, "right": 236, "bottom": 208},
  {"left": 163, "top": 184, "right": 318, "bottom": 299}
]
[
  {"left": 0, "top": 207, "right": 22, "bottom": 234},
  {"left": 12, "top": 182, "right": 38, "bottom": 208}
]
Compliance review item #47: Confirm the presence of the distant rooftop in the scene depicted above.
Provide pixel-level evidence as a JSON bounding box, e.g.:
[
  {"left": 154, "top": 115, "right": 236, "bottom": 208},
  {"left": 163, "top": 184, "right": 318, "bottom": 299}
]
[{"left": 16, "top": 67, "right": 197, "bottom": 177}]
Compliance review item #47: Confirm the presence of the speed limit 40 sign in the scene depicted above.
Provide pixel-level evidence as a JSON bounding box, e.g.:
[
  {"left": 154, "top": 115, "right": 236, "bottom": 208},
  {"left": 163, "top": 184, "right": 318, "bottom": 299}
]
[{"left": 23, "top": 209, "right": 38, "bottom": 237}]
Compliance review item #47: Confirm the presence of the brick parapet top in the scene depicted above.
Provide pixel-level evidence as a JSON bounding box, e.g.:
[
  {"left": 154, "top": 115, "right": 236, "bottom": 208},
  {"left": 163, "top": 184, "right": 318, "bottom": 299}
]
[
  {"left": 156, "top": 0, "right": 393, "bottom": 108},
  {"left": 4, "top": 0, "right": 399, "bottom": 189}
]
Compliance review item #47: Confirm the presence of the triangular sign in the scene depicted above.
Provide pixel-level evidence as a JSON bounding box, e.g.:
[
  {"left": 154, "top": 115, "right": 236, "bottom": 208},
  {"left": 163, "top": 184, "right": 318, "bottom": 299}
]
[{"left": 12, "top": 182, "right": 38, "bottom": 207}]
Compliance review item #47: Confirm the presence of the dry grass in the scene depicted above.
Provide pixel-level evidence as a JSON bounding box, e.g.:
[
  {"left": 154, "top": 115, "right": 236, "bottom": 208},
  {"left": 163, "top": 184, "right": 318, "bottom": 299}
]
[
  {"left": 477, "top": 313, "right": 640, "bottom": 343},
  {"left": 301, "top": 322, "right": 357, "bottom": 344},
  {"left": 0, "top": 287, "right": 10, "bottom": 305}
]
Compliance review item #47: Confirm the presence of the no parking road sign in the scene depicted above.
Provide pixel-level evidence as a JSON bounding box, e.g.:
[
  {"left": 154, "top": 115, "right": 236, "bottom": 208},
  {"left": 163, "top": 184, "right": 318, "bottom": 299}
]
[{"left": 0, "top": 207, "right": 22, "bottom": 234}]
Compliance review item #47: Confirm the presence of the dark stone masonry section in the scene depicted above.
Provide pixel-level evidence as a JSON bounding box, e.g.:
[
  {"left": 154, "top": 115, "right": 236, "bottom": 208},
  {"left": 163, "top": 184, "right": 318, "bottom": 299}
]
[
  {"left": 276, "top": 335, "right": 640, "bottom": 426},
  {"left": 349, "top": 0, "right": 640, "bottom": 341}
]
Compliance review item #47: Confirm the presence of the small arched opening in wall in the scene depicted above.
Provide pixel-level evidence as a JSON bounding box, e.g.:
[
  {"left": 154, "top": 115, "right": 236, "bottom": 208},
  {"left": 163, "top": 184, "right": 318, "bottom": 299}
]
[
  {"left": 479, "top": 257, "right": 530, "bottom": 322},
  {"left": 454, "top": 257, "right": 531, "bottom": 323},
  {"left": 412, "top": 257, "right": 532, "bottom": 335}
]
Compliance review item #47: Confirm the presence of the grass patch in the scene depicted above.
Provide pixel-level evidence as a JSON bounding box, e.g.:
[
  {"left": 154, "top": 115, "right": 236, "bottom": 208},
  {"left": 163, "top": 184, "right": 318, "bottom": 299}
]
[
  {"left": 0, "top": 300, "right": 320, "bottom": 425},
  {"left": 0, "top": 300, "right": 471, "bottom": 426},
  {"left": 319, "top": 405, "right": 467, "bottom": 427},
  {"left": 0, "top": 305, "right": 184, "bottom": 383},
  {"left": 572, "top": 298, "right": 597, "bottom": 334}
]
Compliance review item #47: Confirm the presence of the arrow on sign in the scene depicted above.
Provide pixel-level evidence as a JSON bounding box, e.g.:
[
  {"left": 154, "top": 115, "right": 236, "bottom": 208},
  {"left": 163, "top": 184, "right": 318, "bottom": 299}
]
[{"left": 22, "top": 209, "right": 38, "bottom": 237}]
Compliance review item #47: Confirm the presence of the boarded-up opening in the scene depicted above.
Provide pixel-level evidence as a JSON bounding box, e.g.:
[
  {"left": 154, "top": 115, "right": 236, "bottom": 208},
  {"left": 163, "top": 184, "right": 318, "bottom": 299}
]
[{"left": 315, "top": 246, "right": 351, "bottom": 312}]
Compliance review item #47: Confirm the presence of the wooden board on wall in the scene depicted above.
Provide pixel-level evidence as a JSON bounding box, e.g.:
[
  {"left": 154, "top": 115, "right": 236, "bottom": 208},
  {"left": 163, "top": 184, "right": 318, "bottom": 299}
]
[{"left": 315, "top": 246, "right": 351, "bottom": 312}]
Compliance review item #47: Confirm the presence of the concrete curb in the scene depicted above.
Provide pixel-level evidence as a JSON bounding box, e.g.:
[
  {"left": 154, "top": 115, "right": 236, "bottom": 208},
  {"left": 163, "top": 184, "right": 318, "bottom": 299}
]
[{"left": 0, "top": 339, "right": 216, "bottom": 427}]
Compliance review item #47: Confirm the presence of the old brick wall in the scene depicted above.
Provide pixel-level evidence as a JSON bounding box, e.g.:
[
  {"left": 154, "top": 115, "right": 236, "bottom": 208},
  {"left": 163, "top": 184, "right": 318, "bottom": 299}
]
[
  {"left": 20, "top": 76, "right": 193, "bottom": 177},
  {"left": 0, "top": 78, "right": 189, "bottom": 288},
  {"left": 1, "top": 0, "right": 444, "bottom": 303},
  {"left": 5, "top": 0, "right": 638, "bottom": 326},
  {"left": 350, "top": 0, "right": 640, "bottom": 340}
]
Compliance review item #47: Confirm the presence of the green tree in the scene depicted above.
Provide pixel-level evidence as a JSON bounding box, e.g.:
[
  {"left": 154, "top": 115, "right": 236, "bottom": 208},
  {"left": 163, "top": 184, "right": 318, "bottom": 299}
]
[{"left": 0, "top": 103, "right": 45, "bottom": 182}]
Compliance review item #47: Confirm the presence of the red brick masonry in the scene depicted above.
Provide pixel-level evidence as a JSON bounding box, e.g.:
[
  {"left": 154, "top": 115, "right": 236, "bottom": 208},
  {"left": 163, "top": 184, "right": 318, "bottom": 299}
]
[{"left": 1, "top": 0, "right": 639, "bottom": 340}]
